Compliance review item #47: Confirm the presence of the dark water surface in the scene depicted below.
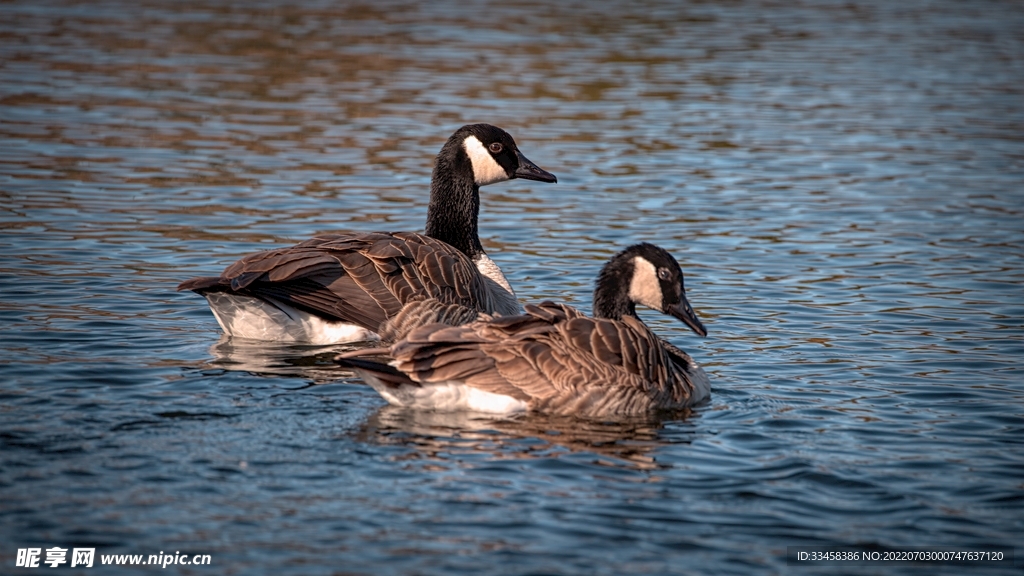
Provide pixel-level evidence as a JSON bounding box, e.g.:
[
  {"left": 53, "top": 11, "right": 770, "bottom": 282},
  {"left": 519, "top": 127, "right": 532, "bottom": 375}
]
[{"left": 2, "top": 1, "right": 1023, "bottom": 574}]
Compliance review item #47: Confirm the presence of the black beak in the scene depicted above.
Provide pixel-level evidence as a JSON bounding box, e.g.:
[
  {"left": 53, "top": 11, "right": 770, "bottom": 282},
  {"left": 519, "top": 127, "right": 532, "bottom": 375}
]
[
  {"left": 666, "top": 296, "right": 707, "bottom": 338},
  {"left": 513, "top": 149, "right": 557, "bottom": 183}
]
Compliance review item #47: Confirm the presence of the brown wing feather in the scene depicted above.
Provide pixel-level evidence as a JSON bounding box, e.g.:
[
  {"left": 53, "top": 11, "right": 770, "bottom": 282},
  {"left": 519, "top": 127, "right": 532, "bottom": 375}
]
[
  {"left": 378, "top": 298, "right": 488, "bottom": 342},
  {"left": 177, "top": 232, "right": 498, "bottom": 334}
]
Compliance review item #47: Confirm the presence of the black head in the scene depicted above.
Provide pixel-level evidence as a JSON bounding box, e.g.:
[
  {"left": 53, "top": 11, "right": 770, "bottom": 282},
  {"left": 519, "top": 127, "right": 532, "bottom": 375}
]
[
  {"left": 593, "top": 243, "right": 707, "bottom": 337},
  {"left": 426, "top": 124, "right": 556, "bottom": 259},
  {"left": 447, "top": 124, "right": 557, "bottom": 186}
]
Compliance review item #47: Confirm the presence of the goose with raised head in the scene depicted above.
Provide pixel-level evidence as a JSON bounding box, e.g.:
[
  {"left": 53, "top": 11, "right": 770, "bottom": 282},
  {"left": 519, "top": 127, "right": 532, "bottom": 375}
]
[
  {"left": 336, "top": 243, "right": 711, "bottom": 417},
  {"left": 178, "top": 124, "right": 556, "bottom": 344}
]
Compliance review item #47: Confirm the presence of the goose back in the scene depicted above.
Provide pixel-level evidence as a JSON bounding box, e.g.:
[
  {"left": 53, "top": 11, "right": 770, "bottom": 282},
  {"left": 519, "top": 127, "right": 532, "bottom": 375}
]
[
  {"left": 179, "top": 232, "right": 516, "bottom": 343},
  {"left": 377, "top": 296, "right": 490, "bottom": 343}
]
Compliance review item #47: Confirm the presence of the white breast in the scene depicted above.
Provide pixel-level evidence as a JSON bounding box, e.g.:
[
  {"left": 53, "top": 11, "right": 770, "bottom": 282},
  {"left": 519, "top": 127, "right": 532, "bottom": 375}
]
[
  {"left": 688, "top": 363, "right": 712, "bottom": 404},
  {"left": 474, "top": 253, "right": 521, "bottom": 316}
]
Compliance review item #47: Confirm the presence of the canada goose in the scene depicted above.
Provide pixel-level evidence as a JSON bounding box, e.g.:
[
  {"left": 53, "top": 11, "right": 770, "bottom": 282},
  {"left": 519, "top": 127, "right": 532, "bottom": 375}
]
[
  {"left": 336, "top": 243, "right": 711, "bottom": 417},
  {"left": 178, "top": 124, "right": 557, "bottom": 344}
]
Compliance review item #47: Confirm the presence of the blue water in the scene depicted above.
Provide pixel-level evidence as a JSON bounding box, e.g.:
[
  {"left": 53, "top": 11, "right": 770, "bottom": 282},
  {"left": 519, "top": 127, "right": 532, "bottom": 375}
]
[{"left": 2, "top": 0, "right": 1022, "bottom": 574}]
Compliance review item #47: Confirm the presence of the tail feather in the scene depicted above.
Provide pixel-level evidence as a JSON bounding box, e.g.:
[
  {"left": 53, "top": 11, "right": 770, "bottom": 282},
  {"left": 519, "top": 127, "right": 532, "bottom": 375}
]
[
  {"left": 177, "top": 276, "right": 229, "bottom": 292},
  {"left": 335, "top": 355, "right": 419, "bottom": 388}
]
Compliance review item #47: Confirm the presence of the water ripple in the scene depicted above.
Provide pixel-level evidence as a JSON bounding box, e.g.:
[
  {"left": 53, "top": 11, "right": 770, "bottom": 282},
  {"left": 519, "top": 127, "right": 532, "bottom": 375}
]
[{"left": 3, "top": 0, "right": 1023, "bottom": 574}]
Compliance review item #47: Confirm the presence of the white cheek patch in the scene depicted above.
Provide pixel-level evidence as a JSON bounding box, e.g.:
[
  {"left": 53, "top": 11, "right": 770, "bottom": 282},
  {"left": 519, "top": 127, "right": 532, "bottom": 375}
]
[
  {"left": 628, "top": 256, "right": 664, "bottom": 312},
  {"left": 463, "top": 135, "right": 510, "bottom": 186}
]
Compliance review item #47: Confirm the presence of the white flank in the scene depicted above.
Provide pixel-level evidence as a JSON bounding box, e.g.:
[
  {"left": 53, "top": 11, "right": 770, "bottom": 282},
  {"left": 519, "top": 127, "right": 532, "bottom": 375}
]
[
  {"left": 473, "top": 253, "right": 521, "bottom": 316},
  {"left": 463, "top": 135, "right": 509, "bottom": 186},
  {"left": 359, "top": 373, "right": 529, "bottom": 414},
  {"left": 204, "top": 292, "right": 379, "bottom": 344},
  {"left": 628, "top": 256, "right": 663, "bottom": 311}
]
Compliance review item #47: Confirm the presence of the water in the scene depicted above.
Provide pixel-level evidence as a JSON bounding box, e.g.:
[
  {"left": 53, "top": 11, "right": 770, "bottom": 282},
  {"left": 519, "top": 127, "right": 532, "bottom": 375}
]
[{"left": 2, "top": 0, "right": 1023, "bottom": 573}]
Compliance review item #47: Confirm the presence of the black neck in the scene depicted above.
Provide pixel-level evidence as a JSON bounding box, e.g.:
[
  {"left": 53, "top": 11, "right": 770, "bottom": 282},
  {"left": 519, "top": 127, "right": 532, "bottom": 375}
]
[
  {"left": 592, "top": 258, "right": 637, "bottom": 321},
  {"left": 423, "top": 152, "right": 484, "bottom": 259}
]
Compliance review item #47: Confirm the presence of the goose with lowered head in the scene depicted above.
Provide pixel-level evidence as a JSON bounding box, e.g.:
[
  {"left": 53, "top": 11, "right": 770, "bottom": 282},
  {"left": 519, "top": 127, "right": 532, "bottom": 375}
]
[{"left": 336, "top": 243, "right": 711, "bottom": 418}]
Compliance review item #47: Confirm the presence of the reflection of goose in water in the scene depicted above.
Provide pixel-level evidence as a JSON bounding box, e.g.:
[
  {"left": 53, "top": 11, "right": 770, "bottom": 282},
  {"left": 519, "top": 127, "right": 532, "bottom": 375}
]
[
  {"left": 202, "top": 337, "right": 357, "bottom": 383},
  {"left": 355, "top": 405, "right": 700, "bottom": 472}
]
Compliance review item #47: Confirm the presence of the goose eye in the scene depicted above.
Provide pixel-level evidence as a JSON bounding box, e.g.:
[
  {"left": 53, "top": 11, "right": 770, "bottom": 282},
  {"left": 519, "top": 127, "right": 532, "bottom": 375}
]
[
  {"left": 488, "top": 142, "right": 503, "bottom": 154},
  {"left": 657, "top": 267, "right": 671, "bottom": 281}
]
